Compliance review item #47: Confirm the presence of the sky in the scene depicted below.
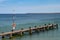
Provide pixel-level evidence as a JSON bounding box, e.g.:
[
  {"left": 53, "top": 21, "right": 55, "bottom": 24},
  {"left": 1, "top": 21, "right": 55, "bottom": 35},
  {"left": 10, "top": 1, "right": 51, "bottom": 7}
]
[{"left": 0, "top": 0, "right": 60, "bottom": 14}]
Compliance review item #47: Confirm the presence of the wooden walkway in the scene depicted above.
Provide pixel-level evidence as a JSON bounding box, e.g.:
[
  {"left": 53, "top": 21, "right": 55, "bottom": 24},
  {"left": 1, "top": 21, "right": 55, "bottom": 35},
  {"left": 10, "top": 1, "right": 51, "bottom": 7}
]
[{"left": 0, "top": 24, "right": 58, "bottom": 39}]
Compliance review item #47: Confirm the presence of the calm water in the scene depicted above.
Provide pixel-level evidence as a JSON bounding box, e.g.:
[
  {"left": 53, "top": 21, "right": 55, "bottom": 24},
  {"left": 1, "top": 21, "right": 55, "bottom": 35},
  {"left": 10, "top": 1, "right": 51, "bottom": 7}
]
[{"left": 0, "top": 13, "right": 60, "bottom": 40}]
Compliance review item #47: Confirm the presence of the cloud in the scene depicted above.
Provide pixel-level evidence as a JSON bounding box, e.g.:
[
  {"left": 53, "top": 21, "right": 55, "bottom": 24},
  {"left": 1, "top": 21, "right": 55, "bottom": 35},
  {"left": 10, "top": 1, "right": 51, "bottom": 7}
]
[{"left": 0, "top": 0, "right": 6, "bottom": 3}]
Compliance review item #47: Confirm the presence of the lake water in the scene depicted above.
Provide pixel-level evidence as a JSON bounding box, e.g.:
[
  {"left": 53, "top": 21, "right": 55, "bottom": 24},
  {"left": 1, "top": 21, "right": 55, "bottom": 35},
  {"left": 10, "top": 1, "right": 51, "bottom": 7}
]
[{"left": 0, "top": 13, "right": 60, "bottom": 40}]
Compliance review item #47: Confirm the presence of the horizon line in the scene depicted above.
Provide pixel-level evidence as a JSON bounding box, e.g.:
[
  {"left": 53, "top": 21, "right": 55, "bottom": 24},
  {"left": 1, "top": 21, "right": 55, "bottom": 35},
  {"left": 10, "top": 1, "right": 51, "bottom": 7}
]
[{"left": 0, "top": 12, "right": 60, "bottom": 14}]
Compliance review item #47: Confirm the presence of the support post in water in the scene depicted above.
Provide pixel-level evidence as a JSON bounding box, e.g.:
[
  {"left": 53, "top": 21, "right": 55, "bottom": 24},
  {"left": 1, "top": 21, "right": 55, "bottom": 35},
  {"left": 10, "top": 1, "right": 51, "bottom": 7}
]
[
  {"left": 45, "top": 26, "right": 49, "bottom": 31},
  {"left": 17, "top": 28, "right": 24, "bottom": 36},
  {"left": 56, "top": 24, "right": 58, "bottom": 29},
  {"left": 34, "top": 26, "right": 39, "bottom": 33},
  {"left": 9, "top": 33, "right": 12, "bottom": 39},
  {"left": 49, "top": 24, "right": 54, "bottom": 30},
  {"left": 44, "top": 24, "right": 47, "bottom": 26},
  {"left": 44, "top": 24, "right": 47, "bottom": 31},
  {"left": 29, "top": 27, "right": 32, "bottom": 35},
  {"left": 2, "top": 35, "right": 4, "bottom": 38},
  {"left": 47, "top": 23, "right": 51, "bottom": 30},
  {"left": 48, "top": 23, "right": 50, "bottom": 25},
  {"left": 2, "top": 32, "right": 4, "bottom": 38},
  {"left": 52, "top": 24, "right": 54, "bottom": 29},
  {"left": 20, "top": 31, "right": 23, "bottom": 36},
  {"left": 21, "top": 28, "right": 24, "bottom": 35}
]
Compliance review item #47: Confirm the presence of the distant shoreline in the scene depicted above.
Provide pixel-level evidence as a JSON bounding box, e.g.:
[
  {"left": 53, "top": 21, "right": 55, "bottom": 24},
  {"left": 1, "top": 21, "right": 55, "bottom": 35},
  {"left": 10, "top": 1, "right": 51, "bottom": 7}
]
[{"left": 0, "top": 13, "right": 60, "bottom": 14}]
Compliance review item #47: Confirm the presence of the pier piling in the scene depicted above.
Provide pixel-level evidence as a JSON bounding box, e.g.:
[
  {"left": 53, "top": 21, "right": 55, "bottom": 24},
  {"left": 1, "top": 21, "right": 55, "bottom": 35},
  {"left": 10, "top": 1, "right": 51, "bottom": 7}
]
[
  {"left": 2, "top": 32, "right": 4, "bottom": 38},
  {"left": 20, "top": 31, "right": 23, "bottom": 36},
  {"left": 2, "top": 35, "right": 4, "bottom": 38},
  {"left": 56, "top": 24, "right": 58, "bottom": 29},
  {"left": 9, "top": 33, "right": 12, "bottom": 39},
  {"left": 34, "top": 26, "right": 40, "bottom": 33},
  {"left": 29, "top": 27, "right": 32, "bottom": 35},
  {"left": 21, "top": 28, "right": 24, "bottom": 34}
]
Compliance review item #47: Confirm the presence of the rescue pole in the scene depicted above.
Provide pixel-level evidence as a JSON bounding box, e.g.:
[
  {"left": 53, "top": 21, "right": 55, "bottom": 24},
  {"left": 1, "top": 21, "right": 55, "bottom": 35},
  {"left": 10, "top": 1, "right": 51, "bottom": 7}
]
[{"left": 12, "top": 15, "right": 16, "bottom": 32}]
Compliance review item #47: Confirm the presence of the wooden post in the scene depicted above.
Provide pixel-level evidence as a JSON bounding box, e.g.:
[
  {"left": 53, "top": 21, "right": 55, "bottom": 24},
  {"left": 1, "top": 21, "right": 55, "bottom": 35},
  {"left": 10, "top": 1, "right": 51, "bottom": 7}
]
[
  {"left": 47, "top": 26, "right": 49, "bottom": 30},
  {"left": 20, "top": 31, "right": 23, "bottom": 36},
  {"left": 49, "top": 24, "right": 54, "bottom": 30},
  {"left": 34, "top": 26, "right": 39, "bottom": 33},
  {"left": 9, "top": 33, "right": 12, "bottom": 39},
  {"left": 48, "top": 23, "right": 50, "bottom": 30},
  {"left": 17, "top": 28, "right": 24, "bottom": 36},
  {"left": 52, "top": 24, "right": 54, "bottom": 29},
  {"left": 2, "top": 35, "right": 4, "bottom": 38},
  {"left": 45, "top": 26, "right": 49, "bottom": 31},
  {"left": 29, "top": 27, "right": 32, "bottom": 35},
  {"left": 44, "top": 24, "right": 46, "bottom": 26},
  {"left": 2, "top": 32, "right": 4, "bottom": 38},
  {"left": 48, "top": 23, "right": 50, "bottom": 25},
  {"left": 42, "top": 27, "right": 45, "bottom": 31},
  {"left": 17, "top": 32, "right": 23, "bottom": 36},
  {"left": 44, "top": 24, "right": 47, "bottom": 31},
  {"left": 56, "top": 24, "right": 58, "bottom": 29},
  {"left": 21, "top": 28, "right": 24, "bottom": 35}
]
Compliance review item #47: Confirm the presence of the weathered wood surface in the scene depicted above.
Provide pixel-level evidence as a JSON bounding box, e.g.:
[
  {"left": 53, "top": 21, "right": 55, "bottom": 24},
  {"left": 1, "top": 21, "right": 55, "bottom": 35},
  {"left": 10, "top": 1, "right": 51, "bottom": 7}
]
[{"left": 0, "top": 24, "right": 58, "bottom": 36}]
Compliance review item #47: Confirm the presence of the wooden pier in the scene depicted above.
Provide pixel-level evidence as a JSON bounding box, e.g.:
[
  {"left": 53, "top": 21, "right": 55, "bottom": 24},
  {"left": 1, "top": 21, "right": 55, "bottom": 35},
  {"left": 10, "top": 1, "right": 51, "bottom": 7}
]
[{"left": 0, "top": 24, "right": 58, "bottom": 39}]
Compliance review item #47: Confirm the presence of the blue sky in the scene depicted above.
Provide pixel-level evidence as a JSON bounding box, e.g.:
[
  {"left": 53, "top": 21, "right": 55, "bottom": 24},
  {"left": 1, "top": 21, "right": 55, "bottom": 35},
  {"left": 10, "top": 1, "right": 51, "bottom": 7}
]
[{"left": 0, "top": 0, "right": 60, "bottom": 13}]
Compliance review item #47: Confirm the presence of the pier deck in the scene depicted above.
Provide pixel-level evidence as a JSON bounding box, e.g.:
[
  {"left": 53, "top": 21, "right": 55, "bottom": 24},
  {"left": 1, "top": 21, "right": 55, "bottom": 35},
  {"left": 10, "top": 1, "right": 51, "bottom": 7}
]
[{"left": 0, "top": 24, "right": 58, "bottom": 38}]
